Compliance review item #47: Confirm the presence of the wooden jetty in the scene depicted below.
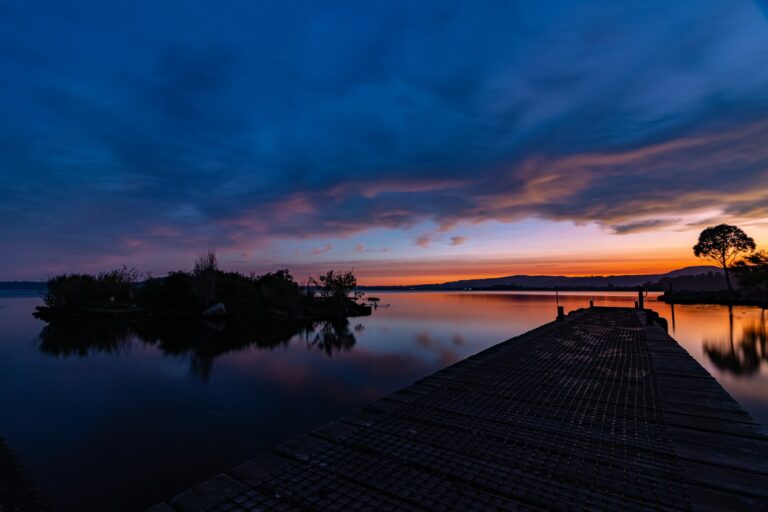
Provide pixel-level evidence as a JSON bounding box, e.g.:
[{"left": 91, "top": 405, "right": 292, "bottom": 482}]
[{"left": 149, "top": 307, "right": 768, "bottom": 511}]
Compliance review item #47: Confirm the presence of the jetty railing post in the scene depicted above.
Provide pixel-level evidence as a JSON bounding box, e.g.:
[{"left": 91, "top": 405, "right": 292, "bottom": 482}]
[
  {"left": 637, "top": 287, "right": 644, "bottom": 310},
  {"left": 555, "top": 287, "right": 564, "bottom": 320},
  {"left": 589, "top": 299, "right": 594, "bottom": 308}
]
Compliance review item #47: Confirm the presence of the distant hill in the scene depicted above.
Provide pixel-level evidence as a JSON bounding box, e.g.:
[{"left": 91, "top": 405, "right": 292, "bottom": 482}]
[
  {"left": 661, "top": 266, "right": 721, "bottom": 278},
  {"left": 361, "top": 266, "right": 723, "bottom": 290}
]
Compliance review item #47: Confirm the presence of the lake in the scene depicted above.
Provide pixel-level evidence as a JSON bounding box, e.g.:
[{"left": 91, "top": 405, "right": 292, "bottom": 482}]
[{"left": 0, "top": 290, "right": 766, "bottom": 510}]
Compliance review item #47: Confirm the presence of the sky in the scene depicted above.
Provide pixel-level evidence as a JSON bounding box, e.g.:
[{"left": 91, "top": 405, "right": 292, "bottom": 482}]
[{"left": 2, "top": 1, "right": 768, "bottom": 284}]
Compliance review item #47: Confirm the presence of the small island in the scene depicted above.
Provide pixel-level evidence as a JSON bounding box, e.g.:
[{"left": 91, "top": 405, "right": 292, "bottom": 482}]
[{"left": 34, "top": 250, "right": 371, "bottom": 323}]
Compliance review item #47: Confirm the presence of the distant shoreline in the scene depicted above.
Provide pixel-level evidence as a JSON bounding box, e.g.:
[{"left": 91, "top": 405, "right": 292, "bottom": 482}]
[
  {"left": 359, "top": 285, "right": 662, "bottom": 292},
  {"left": 0, "top": 282, "right": 46, "bottom": 291}
]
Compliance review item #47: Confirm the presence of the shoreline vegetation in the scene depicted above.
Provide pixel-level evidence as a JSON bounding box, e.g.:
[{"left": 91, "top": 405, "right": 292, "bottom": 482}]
[
  {"left": 664, "top": 224, "right": 767, "bottom": 308},
  {"left": 33, "top": 251, "right": 371, "bottom": 323},
  {"left": 658, "top": 290, "right": 768, "bottom": 308}
]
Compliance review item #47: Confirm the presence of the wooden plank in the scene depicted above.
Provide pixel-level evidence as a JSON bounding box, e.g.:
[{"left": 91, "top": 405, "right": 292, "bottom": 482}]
[
  {"left": 664, "top": 412, "right": 768, "bottom": 439},
  {"left": 170, "top": 474, "right": 249, "bottom": 512},
  {"left": 668, "top": 425, "right": 768, "bottom": 473},
  {"left": 678, "top": 460, "right": 768, "bottom": 498}
]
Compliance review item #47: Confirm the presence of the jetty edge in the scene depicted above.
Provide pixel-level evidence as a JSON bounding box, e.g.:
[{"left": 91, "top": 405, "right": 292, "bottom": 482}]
[{"left": 148, "top": 307, "right": 768, "bottom": 512}]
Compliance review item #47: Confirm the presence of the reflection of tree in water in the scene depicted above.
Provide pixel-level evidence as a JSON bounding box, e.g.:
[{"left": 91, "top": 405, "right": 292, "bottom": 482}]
[
  {"left": 135, "top": 319, "right": 314, "bottom": 381},
  {"left": 38, "top": 320, "right": 134, "bottom": 357},
  {"left": 704, "top": 309, "right": 767, "bottom": 376},
  {"left": 305, "top": 318, "right": 357, "bottom": 356},
  {"left": 37, "top": 316, "right": 356, "bottom": 381}
]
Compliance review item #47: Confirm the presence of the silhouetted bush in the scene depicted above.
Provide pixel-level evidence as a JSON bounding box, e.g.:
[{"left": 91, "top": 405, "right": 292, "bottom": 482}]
[
  {"left": 252, "top": 269, "right": 301, "bottom": 307},
  {"left": 135, "top": 272, "right": 198, "bottom": 313},
  {"left": 734, "top": 250, "right": 768, "bottom": 297},
  {"left": 136, "top": 268, "right": 305, "bottom": 314},
  {"left": 214, "top": 271, "right": 261, "bottom": 312},
  {"left": 310, "top": 270, "right": 361, "bottom": 303},
  {"left": 95, "top": 266, "right": 138, "bottom": 304},
  {"left": 43, "top": 274, "right": 97, "bottom": 309},
  {"left": 43, "top": 266, "right": 137, "bottom": 309}
]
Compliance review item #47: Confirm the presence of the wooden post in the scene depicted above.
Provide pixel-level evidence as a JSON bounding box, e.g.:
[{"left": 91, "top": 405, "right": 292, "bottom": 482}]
[
  {"left": 638, "top": 288, "right": 644, "bottom": 310},
  {"left": 589, "top": 299, "right": 594, "bottom": 308},
  {"left": 557, "top": 306, "right": 565, "bottom": 321}
]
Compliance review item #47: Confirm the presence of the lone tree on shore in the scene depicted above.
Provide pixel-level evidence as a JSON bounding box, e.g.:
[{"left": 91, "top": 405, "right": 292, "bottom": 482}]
[{"left": 693, "top": 224, "right": 755, "bottom": 291}]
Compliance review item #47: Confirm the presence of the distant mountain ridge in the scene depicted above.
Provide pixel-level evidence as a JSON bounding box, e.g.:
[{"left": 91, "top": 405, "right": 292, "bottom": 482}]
[{"left": 362, "top": 265, "right": 722, "bottom": 290}]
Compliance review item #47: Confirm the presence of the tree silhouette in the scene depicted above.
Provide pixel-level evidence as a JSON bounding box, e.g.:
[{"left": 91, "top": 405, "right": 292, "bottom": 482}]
[
  {"left": 310, "top": 270, "right": 361, "bottom": 303},
  {"left": 693, "top": 224, "right": 755, "bottom": 291},
  {"left": 192, "top": 248, "right": 219, "bottom": 308}
]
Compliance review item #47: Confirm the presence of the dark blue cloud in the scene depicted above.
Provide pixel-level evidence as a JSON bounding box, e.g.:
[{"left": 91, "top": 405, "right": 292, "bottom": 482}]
[{"left": 2, "top": 0, "right": 768, "bottom": 275}]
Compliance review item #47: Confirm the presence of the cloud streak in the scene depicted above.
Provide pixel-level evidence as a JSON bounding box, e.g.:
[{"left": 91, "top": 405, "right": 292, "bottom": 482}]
[
  {"left": 310, "top": 244, "right": 332, "bottom": 255},
  {"left": 415, "top": 236, "right": 431, "bottom": 249}
]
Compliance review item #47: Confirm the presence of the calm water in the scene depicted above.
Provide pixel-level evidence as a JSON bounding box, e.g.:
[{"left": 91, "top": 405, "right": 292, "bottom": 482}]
[{"left": 1, "top": 290, "right": 766, "bottom": 510}]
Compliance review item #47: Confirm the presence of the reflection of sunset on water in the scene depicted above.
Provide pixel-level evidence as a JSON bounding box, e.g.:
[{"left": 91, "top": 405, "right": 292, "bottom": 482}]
[{"left": 1, "top": 291, "right": 767, "bottom": 511}]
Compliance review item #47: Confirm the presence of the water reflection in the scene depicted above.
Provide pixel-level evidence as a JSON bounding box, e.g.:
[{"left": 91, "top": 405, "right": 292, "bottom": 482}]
[
  {"left": 38, "top": 320, "right": 134, "bottom": 357},
  {"left": 38, "top": 317, "right": 358, "bottom": 381},
  {"left": 304, "top": 318, "right": 357, "bottom": 356},
  {"left": 4, "top": 291, "right": 768, "bottom": 511},
  {"left": 704, "top": 309, "right": 767, "bottom": 376}
]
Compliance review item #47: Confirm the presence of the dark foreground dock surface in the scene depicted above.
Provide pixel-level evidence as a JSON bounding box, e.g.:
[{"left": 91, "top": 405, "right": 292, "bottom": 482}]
[
  {"left": 0, "top": 437, "right": 49, "bottom": 511},
  {"left": 150, "top": 308, "right": 768, "bottom": 512}
]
